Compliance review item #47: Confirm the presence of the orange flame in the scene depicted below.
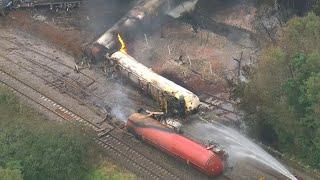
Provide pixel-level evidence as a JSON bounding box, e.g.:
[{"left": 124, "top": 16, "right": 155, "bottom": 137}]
[{"left": 117, "top": 33, "right": 127, "bottom": 53}]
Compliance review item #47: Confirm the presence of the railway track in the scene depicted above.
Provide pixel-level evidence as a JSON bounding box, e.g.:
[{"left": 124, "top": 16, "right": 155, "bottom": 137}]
[
  {"left": 0, "top": 36, "right": 156, "bottom": 115},
  {"left": 0, "top": 35, "right": 95, "bottom": 83},
  {"left": 199, "top": 91, "right": 241, "bottom": 123},
  {"left": 0, "top": 68, "right": 180, "bottom": 180},
  {"left": 0, "top": 51, "right": 104, "bottom": 116},
  {"left": 0, "top": 30, "right": 234, "bottom": 179}
]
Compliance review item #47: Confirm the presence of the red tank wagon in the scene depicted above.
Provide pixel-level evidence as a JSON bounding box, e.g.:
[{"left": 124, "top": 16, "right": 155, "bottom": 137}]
[{"left": 126, "top": 113, "right": 225, "bottom": 177}]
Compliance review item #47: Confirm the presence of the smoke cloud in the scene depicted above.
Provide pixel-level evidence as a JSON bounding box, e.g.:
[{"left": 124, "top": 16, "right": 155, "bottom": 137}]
[
  {"left": 108, "top": 86, "right": 135, "bottom": 122},
  {"left": 81, "top": 0, "right": 135, "bottom": 35}
]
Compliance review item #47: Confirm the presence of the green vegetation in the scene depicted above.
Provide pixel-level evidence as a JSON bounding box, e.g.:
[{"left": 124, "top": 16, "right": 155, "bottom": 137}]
[
  {"left": 89, "top": 162, "right": 136, "bottom": 180},
  {"left": 235, "top": 13, "right": 320, "bottom": 168},
  {"left": 0, "top": 86, "right": 136, "bottom": 180}
]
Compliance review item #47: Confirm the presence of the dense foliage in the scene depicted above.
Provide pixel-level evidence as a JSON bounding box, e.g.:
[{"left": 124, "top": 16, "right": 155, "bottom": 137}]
[
  {"left": 0, "top": 87, "right": 94, "bottom": 179},
  {"left": 0, "top": 86, "right": 135, "bottom": 180},
  {"left": 236, "top": 13, "right": 320, "bottom": 168}
]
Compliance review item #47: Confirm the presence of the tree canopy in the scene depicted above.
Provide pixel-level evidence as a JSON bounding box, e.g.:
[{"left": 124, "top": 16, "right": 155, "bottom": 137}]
[
  {"left": 0, "top": 87, "right": 94, "bottom": 180},
  {"left": 237, "top": 13, "right": 320, "bottom": 168}
]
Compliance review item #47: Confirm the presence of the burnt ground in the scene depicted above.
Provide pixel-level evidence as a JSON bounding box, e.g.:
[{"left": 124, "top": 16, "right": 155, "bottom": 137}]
[
  {"left": 131, "top": 0, "right": 258, "bottom": 95},
  {"left": 0, "top": 0, "right": 317, "bottom": 179}
]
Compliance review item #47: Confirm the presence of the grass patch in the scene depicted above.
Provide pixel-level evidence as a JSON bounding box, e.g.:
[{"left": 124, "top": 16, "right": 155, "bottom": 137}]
[{"left": 89, "top": 162, "right": 136, "bottom": 180}]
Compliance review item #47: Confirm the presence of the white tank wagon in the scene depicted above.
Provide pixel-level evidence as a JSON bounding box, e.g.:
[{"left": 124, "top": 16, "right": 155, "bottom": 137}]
[
  {"left": 109, "top": 51, "right": 200, "bottom": 117},
  {"left": 96, "top": 0, "right": 167, "bottom": 48}
]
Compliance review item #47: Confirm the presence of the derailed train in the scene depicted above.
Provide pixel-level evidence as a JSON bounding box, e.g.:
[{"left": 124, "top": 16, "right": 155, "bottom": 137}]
[
  {"left": 81, "top": 0, "right": 202, "bottom": 117},
  {"left": 108, "top": 51, "right": 200, "bottom": 117},
  {"left": 127, "top": 113, "right": 226, "bottom": 176},
  {"left": 97, "top": 1, "right": 226, "bottom": 174}
]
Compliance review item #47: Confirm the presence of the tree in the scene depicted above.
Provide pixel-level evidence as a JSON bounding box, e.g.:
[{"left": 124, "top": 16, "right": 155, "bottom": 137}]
[
  {"left": 236, "top": 13, "right": 320, "bottom": 168},
  {"left": 0, "top": 87, "right": 96, "bottom": 179}
]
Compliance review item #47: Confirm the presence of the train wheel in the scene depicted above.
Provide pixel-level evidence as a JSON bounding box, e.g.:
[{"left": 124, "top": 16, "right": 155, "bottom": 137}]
[
  {"left": 128, "top": 128, "right": 141, "bottom": 140},
  {"left": 175, "top": 128, "right": 183, "bottom": 134},
  {"left": 133, "top": 133, "right": 142, "bottom": 140}
]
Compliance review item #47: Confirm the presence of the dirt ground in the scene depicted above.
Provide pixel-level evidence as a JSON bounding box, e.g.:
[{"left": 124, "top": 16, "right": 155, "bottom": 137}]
[{"left": 129, "top": 0, "right": 258, "bottom": 99}]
